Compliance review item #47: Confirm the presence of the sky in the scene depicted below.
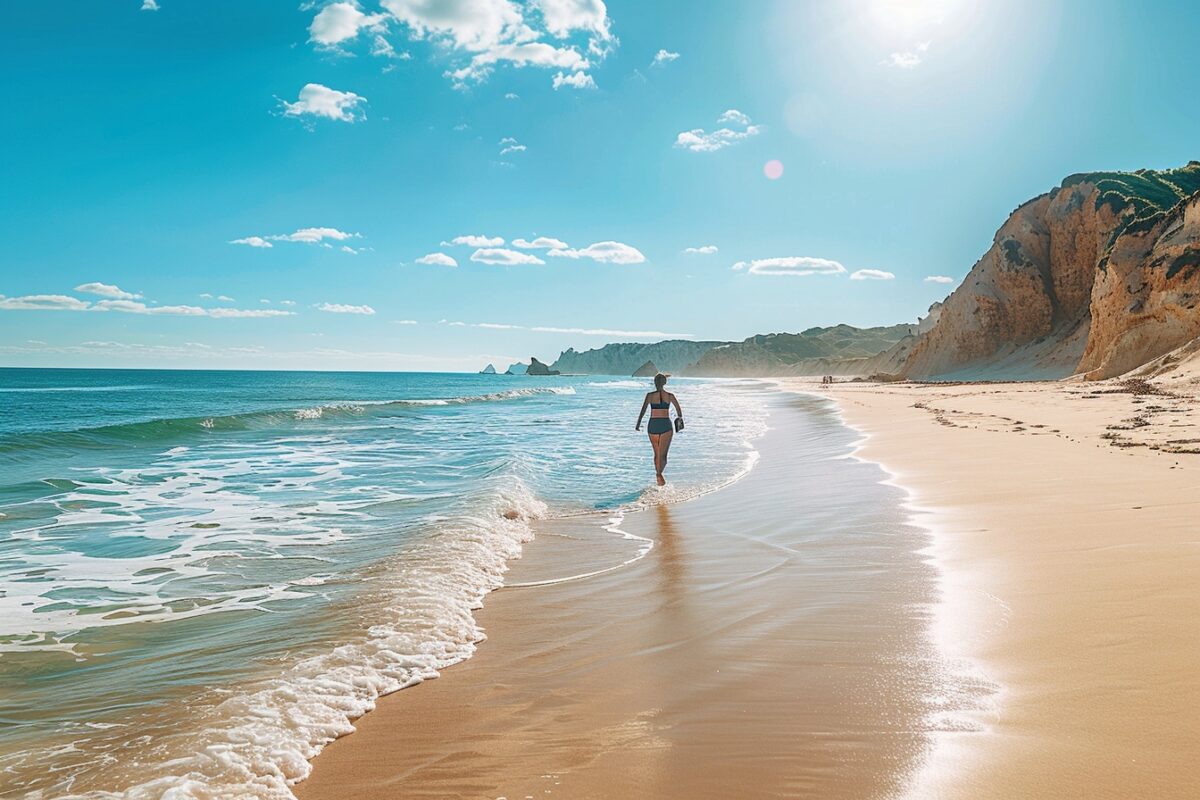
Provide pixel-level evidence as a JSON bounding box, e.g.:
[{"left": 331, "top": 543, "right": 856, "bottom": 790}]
[{"left": 2, "top": 0, "right": 1199, "bottom": 372}]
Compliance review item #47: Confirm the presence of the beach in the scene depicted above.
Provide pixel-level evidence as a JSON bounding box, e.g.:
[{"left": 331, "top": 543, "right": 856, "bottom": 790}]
[
  {"left": 297, "top": 392, "right": 965, "bottom": 800},
  {"left": 297, "top": 377, "right": 1200, "bottom": 800},
  {"left": 816, "top": 377, "right": 1200, "bottom": 799}
]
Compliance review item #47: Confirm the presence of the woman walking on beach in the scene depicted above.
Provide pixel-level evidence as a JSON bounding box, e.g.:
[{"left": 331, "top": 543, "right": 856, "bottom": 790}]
[{"left": 635, "top": 373, "right": 683, "bottom": 486}]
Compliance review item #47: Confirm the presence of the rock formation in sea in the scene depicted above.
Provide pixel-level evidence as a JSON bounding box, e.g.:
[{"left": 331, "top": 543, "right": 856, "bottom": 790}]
[
  {"left": 479, "top": 364, "right": 497, "bottom": 374},
  {"left": 525, "top": 357, "right": 561, "bottom": 376},
  {"left": 901, "top": 162, "right": 1200, "bottom": 380},
  {"left": 632, "top": 360, "right": 658, "bottom": 377},
  {"left": 550, "top": 340, "right": 726, "bottom": 375},
  {"left": 504, "top": 362, "right": 528, "bottom": 375}
]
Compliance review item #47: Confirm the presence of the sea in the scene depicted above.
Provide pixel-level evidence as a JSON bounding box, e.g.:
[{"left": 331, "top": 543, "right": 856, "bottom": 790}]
[{"left": 0, "top": 368, "right": 768, "bottom": 798}]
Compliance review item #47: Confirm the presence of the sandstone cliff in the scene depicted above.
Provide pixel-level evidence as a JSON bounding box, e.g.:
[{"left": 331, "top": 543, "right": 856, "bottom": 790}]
[{"left": 903, "top": 163, "right": 1200, "bottom": 380}]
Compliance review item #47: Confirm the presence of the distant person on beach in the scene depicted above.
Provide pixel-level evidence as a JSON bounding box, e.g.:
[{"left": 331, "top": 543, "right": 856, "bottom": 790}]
[{"left": 635, "top": 373, "right": 683, "bottom": 486}]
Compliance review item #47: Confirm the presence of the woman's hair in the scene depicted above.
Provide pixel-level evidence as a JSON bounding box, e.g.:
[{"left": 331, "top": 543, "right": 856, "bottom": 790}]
[{"left": 653, "top": 373, "right": 667, "bottom": 391}]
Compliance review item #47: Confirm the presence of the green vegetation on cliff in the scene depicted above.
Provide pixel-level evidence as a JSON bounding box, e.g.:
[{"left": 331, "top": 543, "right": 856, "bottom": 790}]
[{"left": 1059, "top": 162, "right": 1200, "bottom": 267}]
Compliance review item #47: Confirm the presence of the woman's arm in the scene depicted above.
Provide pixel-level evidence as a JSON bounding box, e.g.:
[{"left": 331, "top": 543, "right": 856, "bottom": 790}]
[
  {"left": 670, "top": 392, "right": 683, "bottom": 421},
  {"left": 635, "top": 395, "right": 649, "bottom": 430}
]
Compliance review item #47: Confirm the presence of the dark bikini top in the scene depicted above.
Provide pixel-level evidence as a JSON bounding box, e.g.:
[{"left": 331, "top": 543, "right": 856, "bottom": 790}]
[{"left": 650, "top": 391, "right": 669, "bottom": 409}]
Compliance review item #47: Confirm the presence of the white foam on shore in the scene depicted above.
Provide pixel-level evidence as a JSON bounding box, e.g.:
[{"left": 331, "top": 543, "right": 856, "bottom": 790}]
[{"left": 56, "top": 481, "right": 546, "bottom": 800}]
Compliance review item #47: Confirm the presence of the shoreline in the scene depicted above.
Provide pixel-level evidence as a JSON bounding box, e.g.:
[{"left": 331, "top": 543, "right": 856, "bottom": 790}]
[
  {"left": 294, "top": 390, "right": 942, "bottom": 799},
  {"left": 798, "top": 378, "right": 1200, "bottom": 799}
]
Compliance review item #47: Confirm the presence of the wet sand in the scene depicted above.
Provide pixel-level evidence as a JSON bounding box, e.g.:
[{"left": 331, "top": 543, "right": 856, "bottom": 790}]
[
  {"left": 809, "top": 378, "right": 1200, "bottom": 799},
  {"left": 296, "top": 394, "right": 948, "bottom": 800}
]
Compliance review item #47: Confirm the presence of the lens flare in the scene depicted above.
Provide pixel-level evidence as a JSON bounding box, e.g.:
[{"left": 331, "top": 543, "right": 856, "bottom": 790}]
[{"left": 763, "top": 160, "right": 784, "bottom": 180}]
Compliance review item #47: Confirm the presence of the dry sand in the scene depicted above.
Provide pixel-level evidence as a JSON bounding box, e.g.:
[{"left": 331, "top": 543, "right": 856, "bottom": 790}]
[{"left": 812, "top": 377, "right": 1200, "bottom": 799}]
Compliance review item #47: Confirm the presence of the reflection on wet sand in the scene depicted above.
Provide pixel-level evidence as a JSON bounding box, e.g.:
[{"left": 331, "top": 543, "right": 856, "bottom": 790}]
[{"left": 297, "top": 395, "right": 952, "bottom": 800}]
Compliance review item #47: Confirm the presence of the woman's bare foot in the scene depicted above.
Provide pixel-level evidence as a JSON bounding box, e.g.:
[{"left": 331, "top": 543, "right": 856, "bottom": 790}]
[{"left": 656, "top": 472, "right": 665, "bottom": 486}]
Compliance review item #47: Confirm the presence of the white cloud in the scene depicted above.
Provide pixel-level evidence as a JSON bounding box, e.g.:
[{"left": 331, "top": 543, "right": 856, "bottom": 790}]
[
  {"left": 260, "top": 298, "right": 271, "bottom": 304},
  {"left": 0, "top": 292, "right": 296, "bottom": 319},
  {"left": 547, "top": 240, "right": 645, "bottom": 264},
  {"left": 75, "top": 282, "right": 141, "bottom": 300},
  {"left": 683, "top": 245, "right": 717, "bottom": 255},
  {"left": 380, "top": 0, "right": 528, "bottom": 51},
  {"left": 0, "top": 294, "right": 92, "bottom": 311},
  {"left": 415, "top": 252, "right": 458, "bottom": 267},
  {"left": 208, "top": 308, "right": 295, "bottom": 318},
  {"left": 280, "top": 84, "right": 366, "bottom": 123},
  {"left": 310, "top": 0, "right": 613, "bottom": 89},
  {"left": 552, "top": 70, "right": 596, "bottom": 90},
  {"left": 717, "top": 109, "right": 750, "bottom": 126},
  {"left": 217, "top": 295, "right": 235, "bottom": 302},
  {"left": 887, "top": 51, "right": 922, "bottom": 68},
  {"left": 200, "top": 293, "right": 213, "bottom": 299},
  {"left": 505, "top": 92, "right": 520, "bottom": 99},
  {"left": 925, "top": 275, "right": 955, "bottom": 284},
  {"left": 92, "top": 300, "right": 202, "bottom": 316},
  {"left": 230, "top": 236, "right": 273, "bottom": 248},
  {"left": 849, "top": 269, "right": 896, "bottom": 281},
  {"left": 470, "top": 248, "right": 546, "bottom": 265},
  {"left": 886, "top": 43, "right": 929, "bottom": 69},
  {"left": 272, "top": 227, "right": 359, "bottom": 244},
  {"left": 449, "top": 42, "right": 591, "bottom": 88},
  {"left": 535, "top": 0, "right": 612, "bottom": 45},
  {"left": 280, "top": 299, "right": 297, "bottom": 305},
  {"left": 512, "top": 236, "right": 569, "bottom": 249},
  {"left": 394, "top": 319, "right": 418, "bottom": 324},
  {"left": 442, "top": 234, "right": 505, "bottom": 247},
  {"left": 316, "top": 302, "right": 377, "bottom": 315},
  {"left": 675, "top": 109, "right": 762, "bottom": 153},
  {"left": 651, "top": 48, "right": 679, "bottom": 67},
  {"left": 310, "top": 2, "right": 387, "bottom": 46},
  {"left": 141, "top": 0, "right": 159, "bottom": 10},
  {"left": 732, "top": 257, "right": 847, "bottom": 277},
  {"left": 499, "top": 136, "right": 526, "bottom": 154}
]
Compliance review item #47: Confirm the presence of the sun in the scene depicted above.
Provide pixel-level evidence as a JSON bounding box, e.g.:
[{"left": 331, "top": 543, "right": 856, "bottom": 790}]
[{"left": 864, "top": 0, "right": 959, "bottom": 38}]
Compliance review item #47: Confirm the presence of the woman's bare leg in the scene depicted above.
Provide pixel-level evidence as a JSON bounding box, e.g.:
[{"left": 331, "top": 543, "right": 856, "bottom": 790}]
[
  {"left": 648, "top": 432, "right": 665, "bottom": 485},
  {"left": 658, "top": 429, "right": 674, "bottom": 479}
]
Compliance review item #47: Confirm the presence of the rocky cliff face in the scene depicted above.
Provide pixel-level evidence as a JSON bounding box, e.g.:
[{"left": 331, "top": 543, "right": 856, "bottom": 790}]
[
  {"left": 903, "top": 163, "right": 1200, "bottom": 380},
  {"left": 551, "top": 340, "right": 725, "bottom": 375}
]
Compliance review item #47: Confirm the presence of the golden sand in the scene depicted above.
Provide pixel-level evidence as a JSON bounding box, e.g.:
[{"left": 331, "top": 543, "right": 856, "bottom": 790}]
[{"left": 816, "top": 378, "right": 1200, "bottom": 799}]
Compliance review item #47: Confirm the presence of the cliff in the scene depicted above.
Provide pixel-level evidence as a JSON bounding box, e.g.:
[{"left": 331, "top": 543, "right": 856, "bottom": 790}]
[
  {"left": 902, "top": 162, "right": 1200, "bottom": 380},
  {"left": 632, "top": 360, "right": 658, "bottom": 377},
  {"left": 479, "top": 363, "right": 497, "bottom": 374},
  {"left": 550, "top": 340, "right": 725, "bottom": 375},
  {"left": 683, "top": 324, "right": 915, "bottom": 377},
  {"left": 504, "top": 362, "right": 528, "bottom": 375}
]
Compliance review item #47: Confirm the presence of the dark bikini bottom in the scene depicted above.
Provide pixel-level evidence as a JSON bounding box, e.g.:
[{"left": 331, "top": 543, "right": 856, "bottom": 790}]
[{"left": 647, "top": 418, "right": 672, "bottom": 435}]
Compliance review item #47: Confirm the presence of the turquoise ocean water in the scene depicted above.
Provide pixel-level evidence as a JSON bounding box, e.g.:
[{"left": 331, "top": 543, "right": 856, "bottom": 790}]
[{"left": 0, "top": 369, "right": 767, "bottom": 798}]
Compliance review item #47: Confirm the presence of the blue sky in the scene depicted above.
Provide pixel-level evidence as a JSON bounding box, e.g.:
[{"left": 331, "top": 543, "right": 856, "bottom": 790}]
[{"left": 2, "top": 0, "right": 1198, "bottom": 371}]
